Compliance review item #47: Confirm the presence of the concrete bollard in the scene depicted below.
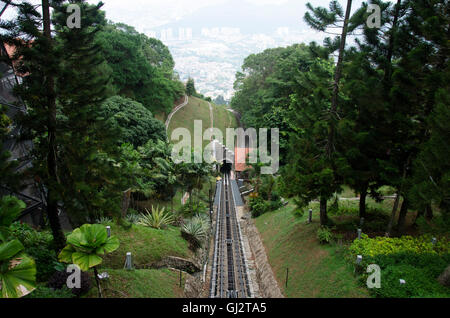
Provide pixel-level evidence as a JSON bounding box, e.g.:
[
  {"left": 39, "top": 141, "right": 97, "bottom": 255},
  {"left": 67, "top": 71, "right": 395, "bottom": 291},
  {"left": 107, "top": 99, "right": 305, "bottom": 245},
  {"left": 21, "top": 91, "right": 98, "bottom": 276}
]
[
  {"left": 356, "top": 255, "right": 363, "bottom": 265},
  {"left": 106, "top": 226, "right": 111, "bottom": 238},
  {"left": 357, "top": 229, "right": 362, "bottom": 240},
  {"left": 125, "top": 252, "right": 133, "bottom": 270}
]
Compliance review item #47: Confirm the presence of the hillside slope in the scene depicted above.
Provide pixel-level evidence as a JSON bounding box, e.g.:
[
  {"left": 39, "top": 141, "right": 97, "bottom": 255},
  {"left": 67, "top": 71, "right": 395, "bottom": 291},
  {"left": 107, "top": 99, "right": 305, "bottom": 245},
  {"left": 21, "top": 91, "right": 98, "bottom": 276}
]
[
  {"left": 167, "top": 96, "right": 238, "bottom": 147},
  {"left": 254, "top": 203, "right": 369, "bottom": 298}
]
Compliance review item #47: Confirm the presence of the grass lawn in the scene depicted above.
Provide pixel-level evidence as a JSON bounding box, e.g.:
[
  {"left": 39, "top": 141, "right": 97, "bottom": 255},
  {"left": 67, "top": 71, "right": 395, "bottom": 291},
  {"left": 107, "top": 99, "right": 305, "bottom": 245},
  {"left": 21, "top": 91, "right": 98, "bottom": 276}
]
[
  {"left": 100, "top": 224, "right": 192, "bottom": 270},
  {"left": 168, "top": 97, "right": 239, "bottom": 150},
  {"left": 212, "top": 103, "right": 238, "bottom": 134},
  {"left": 87, "top": 268, "right": 186, "bottom": 298},
  {"left": 254, "top": 203, "right": 370, "bottom": 298},
  {"left": 167, "top": 96, "right": 212, "bottom": 148}
]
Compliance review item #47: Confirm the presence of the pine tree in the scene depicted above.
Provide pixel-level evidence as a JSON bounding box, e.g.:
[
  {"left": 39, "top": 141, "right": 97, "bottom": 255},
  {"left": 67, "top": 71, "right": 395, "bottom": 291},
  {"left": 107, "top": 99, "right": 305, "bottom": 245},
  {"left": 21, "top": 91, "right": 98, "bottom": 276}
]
[
  {"left": 186, "top": 78, "right": 196, "bottom": 96},
  {"left": 52, "top": 1, "right": 121, "bottom": 225},
  {"left": 0, "top": 105, "right": 18, "bottom": 190},
  {"left": 304, "top": 0, "right": 353, "bottom": 158},
  {"left": 1, "top": 0, "right": 67, "bottom": 249},
  {"left": 282, "top": 58, "right": 342, "bottom": 226}
]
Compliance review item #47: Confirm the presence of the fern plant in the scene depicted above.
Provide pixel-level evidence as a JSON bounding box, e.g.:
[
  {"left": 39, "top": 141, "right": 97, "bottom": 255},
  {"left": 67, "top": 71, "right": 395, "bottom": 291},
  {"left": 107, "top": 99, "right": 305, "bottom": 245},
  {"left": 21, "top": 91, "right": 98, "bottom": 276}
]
[{"left": 138, "top": 206, "right": 174, "bottom": 229}]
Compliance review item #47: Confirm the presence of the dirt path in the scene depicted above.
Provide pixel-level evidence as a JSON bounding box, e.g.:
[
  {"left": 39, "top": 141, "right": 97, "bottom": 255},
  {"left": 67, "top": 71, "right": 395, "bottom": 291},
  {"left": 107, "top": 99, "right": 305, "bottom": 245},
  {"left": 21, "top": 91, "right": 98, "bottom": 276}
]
[{"left": 165, "top": 95, "right": 189, "bottom": 132}]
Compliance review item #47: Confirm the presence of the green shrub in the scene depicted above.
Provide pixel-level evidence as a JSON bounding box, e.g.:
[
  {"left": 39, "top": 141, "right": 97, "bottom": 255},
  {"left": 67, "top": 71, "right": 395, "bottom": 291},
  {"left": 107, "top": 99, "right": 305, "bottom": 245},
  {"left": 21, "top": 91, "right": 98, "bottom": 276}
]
[
  {"left": 268, "top": 200, "right": 283, "bottom": 211},
  {"left": 328, "top": 196, "right": 339, "bottom": 215},
  {"left": 378, "top": 186, "right": 396, "bottom": 196},
  {"left": 249, "top": 197, "right": 270, "bottom": 218},
  {"left": 416, "top": 215, "right": 450, "bottom": 236},
  {"left": 350, "top": 237, "right": 450, "bottom": 298},
  {"left": 179, "top": 201, "right": 207, "bottom": 217},
  {"left": 25, "top": 286, "right": 75, "bottom": 299},
  {"left": 349, "top": 234, "right": 449, "bottom": 258},
  {"left": 360, "top": 253, "right": 450, "bottom": 298},
  {"left": 317, "top": 226, "right": 334, "bottom": 244},
  {"left": 9, "top": 222, "right": 60, "bottom": 282},
  {"left": 293, "top": 209, "right": 305, "bottom": 219}
]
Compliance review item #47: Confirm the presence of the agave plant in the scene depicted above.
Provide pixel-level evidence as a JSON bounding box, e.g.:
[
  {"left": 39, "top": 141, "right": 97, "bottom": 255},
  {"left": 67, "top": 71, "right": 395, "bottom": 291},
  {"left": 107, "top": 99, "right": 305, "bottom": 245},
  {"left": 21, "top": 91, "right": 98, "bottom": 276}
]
[
  {"left": 58, "top": 224, "right": 119, "bottom": 298},
  {"left": 138, "top": 206, "right": 174, "bottom": 230},
  {"left": 181, "top": 216, "right": 209, "bottom": 249},
  {"left": 125, "top": 213, "right": 140, "bottom": 225},
  {"left": 96, "top": 216, "right": 113, "bottom": 225},
  {"left": 0, "top": 239, "right": 36, "bottom": 298}
]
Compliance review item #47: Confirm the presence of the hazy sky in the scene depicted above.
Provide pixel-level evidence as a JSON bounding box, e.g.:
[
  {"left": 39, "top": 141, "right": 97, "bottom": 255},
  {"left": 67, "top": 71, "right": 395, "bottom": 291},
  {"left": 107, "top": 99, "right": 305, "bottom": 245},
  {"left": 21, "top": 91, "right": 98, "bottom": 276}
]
[
  {"left": 2, "top": 1, "right": 390, "bottom": 33},
  {"left": 87, "top": 0, "right": 334, "bottom": 30}
]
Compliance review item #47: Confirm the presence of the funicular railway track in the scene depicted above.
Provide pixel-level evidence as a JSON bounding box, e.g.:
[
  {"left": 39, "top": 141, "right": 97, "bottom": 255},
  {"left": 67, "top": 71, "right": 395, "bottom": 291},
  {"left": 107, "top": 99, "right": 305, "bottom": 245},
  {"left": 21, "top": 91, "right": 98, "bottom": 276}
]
[{"left": 210, "top": 173, "right": 251, "bottom": 298}]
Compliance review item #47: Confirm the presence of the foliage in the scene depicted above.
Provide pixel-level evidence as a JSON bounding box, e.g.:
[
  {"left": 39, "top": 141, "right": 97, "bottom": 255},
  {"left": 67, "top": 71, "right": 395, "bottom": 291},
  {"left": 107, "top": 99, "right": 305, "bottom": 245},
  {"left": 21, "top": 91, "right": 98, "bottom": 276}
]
[
  {"left": 186, "top": 78, "right": 196, "bottom": 96},
  {"left": 58, "top": 224, "right": 120, "bottom": 272},
  {"left": 249, "top": 197, "right": 270, "bottom": 218},
  {"left": 181, "top": 215, "right": 209, "bottom": 249},
  {"left": 0, "top": 239, "right": 36, "bottom": 298},
  {"left": 100, "top": 95, "right": 166, "bottom": 148},
  {"left": 125, "top": 212, "right": 140, "bottom": 225},
  {"left": 96, "top": 217, "right": 113, "bottom": 225},
  {"left": 317, "top": 226, "right": 334, "bottom": 244},
  {"left": 356, "top": 252, "right": 450, "bottom": 298},
  {"left": 47, "top": 269, "right": 91, "bottom": 297},
  {"left": 349, "top": 234, "right": 449, "bottom": 258},
  {"left": 138, "top": 206, "right": 174, "bottom": 230},
  {"left": 25, "top": 285, "right": 75, "bottom": 299},
  {"left": 179, "top": 201, "right": 207, "bottom": 217},
  {"left": 0, "top": 106, "right": 19, "bottom": 190},
  {"left": 95, "top": 22, "right": 184, "bottom": 114},
  {"left": 0, "top": 196, "right": 26, "bottom": 242},
  {"left": 9, "top": 222, "right": 59, "bottom": 283}
]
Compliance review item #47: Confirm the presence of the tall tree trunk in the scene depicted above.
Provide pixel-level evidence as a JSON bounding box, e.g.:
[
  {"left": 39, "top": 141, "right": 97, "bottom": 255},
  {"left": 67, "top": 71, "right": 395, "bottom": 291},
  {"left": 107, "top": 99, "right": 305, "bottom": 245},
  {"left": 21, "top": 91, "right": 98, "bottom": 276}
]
[
  {"left": 320, "top": 197, "right": 328, "bottom": 226},
  {"left": 327, "top": 0, "right": 353, "bottom": 158},
  {"left": 386, "top": 193, "right": 400, "bottom": 236},
  {"left": 425, "top": 204, "right": 433, "bottom": 220},
  {"left": 397, "top": 196, "right": 409, "bottom": 234},
  {"left": 42, "top": 0, "right": 65, "bottom": 251},
  {"left": 359, "top": 185, "right": 368, "bottom": 219}
]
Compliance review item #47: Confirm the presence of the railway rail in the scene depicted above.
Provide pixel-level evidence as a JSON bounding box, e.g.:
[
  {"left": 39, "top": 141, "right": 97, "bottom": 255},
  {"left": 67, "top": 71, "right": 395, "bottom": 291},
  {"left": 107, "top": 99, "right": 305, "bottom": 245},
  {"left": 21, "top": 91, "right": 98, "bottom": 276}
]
[{"left": 210, "top": 173, "right": 251, "bottom": 298}]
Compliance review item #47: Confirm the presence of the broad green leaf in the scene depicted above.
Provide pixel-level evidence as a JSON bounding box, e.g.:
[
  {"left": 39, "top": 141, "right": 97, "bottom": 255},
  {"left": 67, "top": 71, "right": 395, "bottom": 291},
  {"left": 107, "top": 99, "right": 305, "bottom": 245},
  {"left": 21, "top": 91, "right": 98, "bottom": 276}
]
[
  {"left": 0, "top": 253, "right": 36, "bottom": 298},
  {"left": 71, "top": 252, "right": 102, "bottom": 272},
  {"left": 0, "top": 240, "right": 24, "bottom": 261},
  {"left": 103, "top": 236, "right": 120, "bottom": 254},
  {"left": 58, "top": 244, "right": 76, "bottom": 264}
]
